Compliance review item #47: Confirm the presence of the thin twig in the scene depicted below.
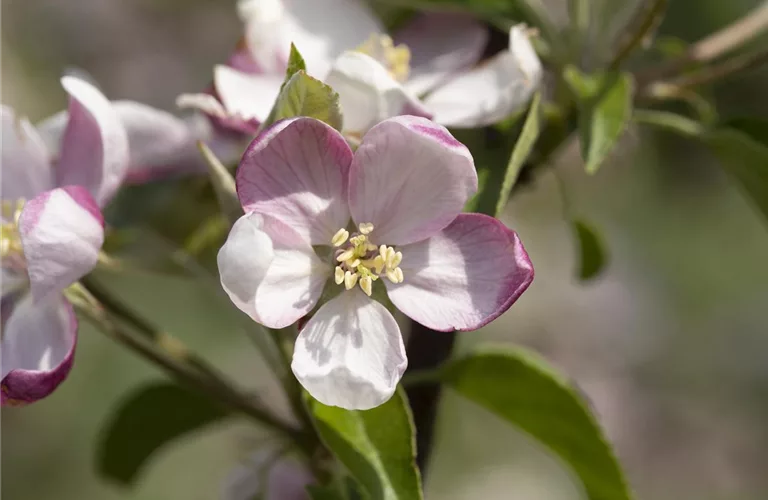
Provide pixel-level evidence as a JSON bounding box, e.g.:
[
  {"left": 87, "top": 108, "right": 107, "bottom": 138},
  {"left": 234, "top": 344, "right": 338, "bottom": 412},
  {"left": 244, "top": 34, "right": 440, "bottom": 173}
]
[
  {"left": 609, "top": 0, "right": 669, "bottom": 70},
  {"left": 70, "top": 283, "right": 313, "bottom": 451},
  {"left": 666, "top": 45, "right": 768, "bottom": 88},
  {"left": 637, "top": 1, "right": 768, "bottom": 85}
]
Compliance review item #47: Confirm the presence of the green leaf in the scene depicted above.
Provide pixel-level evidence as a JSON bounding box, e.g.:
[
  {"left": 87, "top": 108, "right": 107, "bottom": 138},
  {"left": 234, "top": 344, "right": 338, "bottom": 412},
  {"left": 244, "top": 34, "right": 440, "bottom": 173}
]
[
  {"left": 284, "top": 43, "right": 307, "bottom": 85},
  {"left": 441, "top": 347, "right": 632, "bottom": 500},
  {"left": 495, "top": 93, "right": 542, "bottom": 215},
  {"left": 564, "top": 67, "right": 634, "bottom": 174},
  {"left": 306, "top": 388, "right": 423, "bottom": 500},
  {"left": 632, "top": 109, "right": 704, "bottom": 137},
  {"left": 97, "top": 383, "right": 231, "bottom": 485},
  {"left": 261, "top": 71, "right": 343, "bottom": 131},
  {"left": 573, "top": 219, "right": 608, "bottom": 280},
  {"left": 307, "top": 485, "right": 344, "bottom": 500},
  {"left": 197, "top": 141, "right": 242, "bottom": 224},
  {"left": 705, "top": 127, "right": 768, "bottom": 223},
  {"left": 722, "top": 117, "right": 768, "bottom": 146}
]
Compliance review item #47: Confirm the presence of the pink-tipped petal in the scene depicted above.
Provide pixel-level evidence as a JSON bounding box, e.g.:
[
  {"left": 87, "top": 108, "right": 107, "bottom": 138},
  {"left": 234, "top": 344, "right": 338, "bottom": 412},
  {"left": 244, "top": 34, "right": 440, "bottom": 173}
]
[
  {"left": 1, "top": 293, "right": 77, "bottom": 406},
  {"left": 292, "top": 289, "right": 407, "bottom": 410},
  {"left": 237, "top": 117, "right": 352, "bottom": 245},
  {"left": 396, "top": 13, "right": 489, "bottom": 96},
  {"left": 218, "top": 212, "right": 275, "bottom": 322},
  {"left": 324, "top": 51, "right": 431, "bottom": 135},
  {"left": 251, "top": 216, "right": 330, "bottom": 328},
  {"left": 1, "top": 106, "right": 53, "bottom": 200},
  {"left": 386, "top": 213, "right": 533, "bottom": 331},
  {"left": 423, "top": 26, "right": 542, "bottom": 127},
  {"left": 56, "top": 75, "right": 129, "bottom": 206},
  {"left": 38, "top": 103, "right": 238, "bottom": 183},
  {"left": 349, "top": 116, "right": 477, "bottom": 246},
  {"left": 19, "top": 186, "right": 104, "bottom": 302}
]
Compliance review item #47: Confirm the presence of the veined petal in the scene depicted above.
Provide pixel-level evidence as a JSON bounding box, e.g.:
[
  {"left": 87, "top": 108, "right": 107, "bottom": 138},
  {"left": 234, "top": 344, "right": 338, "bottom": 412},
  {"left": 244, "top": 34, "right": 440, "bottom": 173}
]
[
  {"left": 237, "top": 117, "right": 352, "bottom": 245},
  {"left": 1, "top": 293, "right": 77, "bottom": 406},
  {"left": 57, "top": 75, "right": 130, "bottom": 206},
  {"left": 396, "top": 13, "right": 489, "bottom": 96},
  {"left": 422, "top": 26, "right": 542, "bottom": 128},
  {"left": 222, "top": 448, "right": 314, "bottom": 500},
  {"left": 349, "top": 116, "right": 477, "bottom": 246},
  {"left": 37, "top": 102, "right": 237, "bottom": 183},
  {"left": 1, "top": 106, "right": 53, "bottom": 200},
  {"left": 324, "top": 51, "right": 431, "bottom": 135},
  {"left": 386, "top": 213, "right": 534, "bottom": 331},
  {"left": 238, "top": 0, "right": 382, "bottom": 77},
  {"left": 292, "top": 289, "right": 406, "bottom": 410},
  {"left": 215, "top": 65, "right": 283, "bottom": 127},
  {"left": 218, "top": 212, "right": 275, "bottom": 322},
  {"left": 19, "top": 187, "right": 104, "bottom": 302},
  {"left": 252, "top": 216, "right": 329, "bottom": 329}
]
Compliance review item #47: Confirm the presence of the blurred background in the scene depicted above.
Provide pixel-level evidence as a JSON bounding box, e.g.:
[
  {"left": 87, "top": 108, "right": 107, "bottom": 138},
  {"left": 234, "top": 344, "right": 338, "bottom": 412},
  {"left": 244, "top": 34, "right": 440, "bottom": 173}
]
[{"left": 2, "top": 0, "right": 768, "bottom": 499}]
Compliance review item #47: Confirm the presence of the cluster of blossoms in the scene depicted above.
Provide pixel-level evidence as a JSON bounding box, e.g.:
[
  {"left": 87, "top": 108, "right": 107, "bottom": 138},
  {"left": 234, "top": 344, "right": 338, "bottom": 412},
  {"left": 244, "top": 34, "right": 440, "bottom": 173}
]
[{"left": 2, "top": 0, "right": 541, "bottom": 416}]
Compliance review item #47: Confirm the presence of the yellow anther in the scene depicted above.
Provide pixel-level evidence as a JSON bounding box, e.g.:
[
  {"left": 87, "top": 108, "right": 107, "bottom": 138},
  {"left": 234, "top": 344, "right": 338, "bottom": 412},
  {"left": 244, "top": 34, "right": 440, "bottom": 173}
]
[
  {"left": 371, "top": 255, "right": 385, "bottom": 274},
  {"left": 356, "top": 34, "right": 411, "bottom": 82},
  {"left": 358, "top": 222, "right": 374, "bottom": 235},
  {"left": 334, "top": 266, "right": 345, "bottom": 284},
  {"left": 390, "top": 251, "right": 403, "bottom": 269},
  {"left": 384, "top": 247, "right": 396, "bottom": 268},
  {"left": 366, "top": 242, "right": 378, "bottom": 252},
  {"left": 331, "top": 228, "right": 349, "bottom": 247},
  {"left": 385, "top": 267, "right": 404, "bottom": 284},
  {"left": 394, "top": 267, "right": 404, "bottom": 283},
  {"left": 344, "top": 271, "right": 359, "bottom": 290},
  {"left": 379, "top": 245, "right": 388, "bottom": 259},
  {"left": 348, "top": 258, "right": 361, "bottom": 269},
  {"left": 359, "top": 275, "right": 373, "bottom": 296},
  {"left": 336, "top": 249, "right": 355, "bottom": 262}
]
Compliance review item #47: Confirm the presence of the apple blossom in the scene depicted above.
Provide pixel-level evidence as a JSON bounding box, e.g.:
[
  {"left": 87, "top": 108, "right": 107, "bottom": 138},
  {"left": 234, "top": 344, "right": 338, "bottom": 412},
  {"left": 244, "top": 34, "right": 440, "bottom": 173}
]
[
  {"left": 222, "top": 448, "right": 313, "bottom": 500},
  {"left": 217, "top": 115, "right": 534, "bottom": 410},
  {"left": 1, "top": 75, "right": 129, "bottom": 405},
  {"left": 38, "top": 98, "right": 243, "bottom": 184},
  {"left": 177, "top": 2, "right": 531, "bottom": 136}
]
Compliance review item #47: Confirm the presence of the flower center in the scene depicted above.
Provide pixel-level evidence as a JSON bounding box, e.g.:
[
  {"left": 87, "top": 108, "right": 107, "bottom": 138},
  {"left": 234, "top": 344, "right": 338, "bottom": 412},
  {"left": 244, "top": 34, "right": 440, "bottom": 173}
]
[
  {"left": 355, "top": 34, "right": 411, "bottom": 83},
  {"left": 330, "top": 223, "right": 404, "bottom": 297},
  {"left": 1, "top": 198, "right": 27, "bottom": 271}
]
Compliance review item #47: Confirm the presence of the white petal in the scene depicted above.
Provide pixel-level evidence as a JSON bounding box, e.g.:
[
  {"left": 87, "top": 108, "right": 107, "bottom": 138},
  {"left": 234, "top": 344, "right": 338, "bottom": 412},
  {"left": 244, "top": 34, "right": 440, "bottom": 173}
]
[
  {"left": 252, "top": 217, "right": 330, "bottom": 328},
  {"left": 324, "top": 51, "right": 430, "bottom": 135},
  {"left": 385, "top": 213, "right": 534, "bottom": 331},
  {"left": 292, "top": 289, "right": 407, "bottom": 410},
  {"left": 396, "top": 13, "right": 489, "bottom": 96},
  {"left": 217, "top": 212, "right": 275, "bottom": 321},
  {"left": 238, "top": 0, "right": 382, "bottom": 77},
  {"left": 1, "top": 293, "right": 77, "bottom": 404},
  {"left": 215, "top": 65, "right": 284, "bottom": 124},
  {"left": 423, "top": 26, "right": 542, "bottom": 128},
  {"left": 1, "top": 106, "right": 53, "bottom": 200},
  {"left": 349, "top": 116, "right": 477, "bottom": 246},
  {"left": 237, "top": 117, "right": 352, "bottom": 245},
  {"left": 57, "top": 75, "right": 130, "bottom": 205},
  {"left": 19, "top": 187, "right": 104, "bottom": 301}
]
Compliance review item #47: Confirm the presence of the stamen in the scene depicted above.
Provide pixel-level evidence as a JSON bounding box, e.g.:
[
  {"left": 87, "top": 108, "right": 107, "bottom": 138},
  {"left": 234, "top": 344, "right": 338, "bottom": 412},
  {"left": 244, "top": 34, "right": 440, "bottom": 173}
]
[
  {"left": 336, "top": 249, "right": 355, "bottom": 262},
  {"left": 344, "top": 271, "right": 359, "bottom": 290},
  {"left": 359, "top": 275, "right": 373, "bottom": 296},
  {"left": 331, "top": 228, "right": 349, "bottom": 247},
  {"left": 330, "top": 222, "right": 404, "bottom": 294}
]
